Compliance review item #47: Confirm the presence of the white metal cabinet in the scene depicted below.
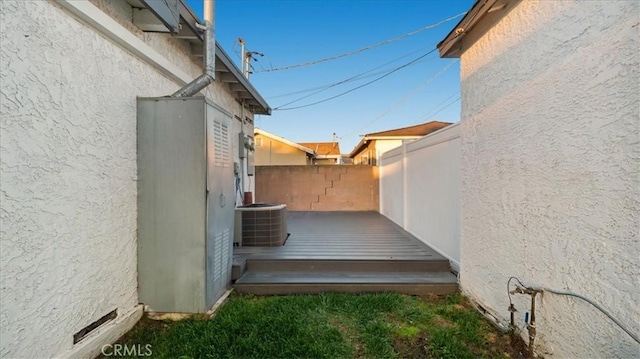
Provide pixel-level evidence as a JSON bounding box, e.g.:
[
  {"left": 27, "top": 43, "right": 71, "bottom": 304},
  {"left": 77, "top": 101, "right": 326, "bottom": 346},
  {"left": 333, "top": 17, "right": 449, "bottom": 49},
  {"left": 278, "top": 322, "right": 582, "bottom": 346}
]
[{"left": 137, "top": 97, "right": 234, "bottom": 313}]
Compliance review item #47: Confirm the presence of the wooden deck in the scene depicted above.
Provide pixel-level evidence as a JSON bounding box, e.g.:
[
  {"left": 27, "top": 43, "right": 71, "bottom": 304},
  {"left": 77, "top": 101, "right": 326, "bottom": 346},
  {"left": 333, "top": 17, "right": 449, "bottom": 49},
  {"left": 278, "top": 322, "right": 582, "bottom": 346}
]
[{"left": 233, "top": 211, "right": 457, "bottom": 295}]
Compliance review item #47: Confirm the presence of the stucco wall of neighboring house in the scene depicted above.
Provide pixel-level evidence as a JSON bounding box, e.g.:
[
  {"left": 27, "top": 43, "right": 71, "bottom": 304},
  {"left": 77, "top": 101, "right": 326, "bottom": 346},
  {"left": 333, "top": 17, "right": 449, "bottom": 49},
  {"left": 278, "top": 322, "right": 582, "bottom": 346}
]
[
  {"left": 458, "top": 1, "right": 639, "bottom": 357},
  {"left": 353, "top": 142, "right": 375, "bottom": 165},
  {"left": 255, "top": 134, "right": 310, "bottom": 165},
  {"left": 0, "top": 1, "right": 253, "bottom": 357},
  {"left": 354, "top": 139, "right": 407, "bottom": 166},
  {"left": 373, "top": 139, "right": 405, "bottom": 165},
  {"left": 315, "top": 157, "right": 338, "bottom": 165}
]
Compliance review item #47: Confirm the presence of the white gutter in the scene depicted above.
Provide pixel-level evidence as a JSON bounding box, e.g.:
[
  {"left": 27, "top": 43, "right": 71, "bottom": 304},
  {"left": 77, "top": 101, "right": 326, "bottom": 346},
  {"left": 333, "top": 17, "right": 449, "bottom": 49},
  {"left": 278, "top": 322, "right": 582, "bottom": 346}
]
[{"left": 172, "top": 0, "right": 215, "bottom": 97}]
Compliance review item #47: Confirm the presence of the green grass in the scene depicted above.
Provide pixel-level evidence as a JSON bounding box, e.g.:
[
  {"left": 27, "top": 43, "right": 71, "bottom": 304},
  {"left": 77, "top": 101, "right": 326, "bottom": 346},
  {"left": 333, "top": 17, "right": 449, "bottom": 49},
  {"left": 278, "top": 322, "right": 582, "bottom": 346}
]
[{"left": 115, "top": 293, "right": 524, "bottom": 358}]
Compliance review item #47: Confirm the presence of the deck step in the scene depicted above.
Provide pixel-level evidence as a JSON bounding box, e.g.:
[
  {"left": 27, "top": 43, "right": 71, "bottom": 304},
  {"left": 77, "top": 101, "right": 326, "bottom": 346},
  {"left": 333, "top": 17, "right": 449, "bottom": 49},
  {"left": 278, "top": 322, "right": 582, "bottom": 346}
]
[
  {"left": 245, "top": 259, "right": 451, "bottom": 273},
  {"left": 232, "top": 256, "right": 247, "bottom": 281},
  {"left": 234, "top": 271, "right": 458, "bottom": 296}
]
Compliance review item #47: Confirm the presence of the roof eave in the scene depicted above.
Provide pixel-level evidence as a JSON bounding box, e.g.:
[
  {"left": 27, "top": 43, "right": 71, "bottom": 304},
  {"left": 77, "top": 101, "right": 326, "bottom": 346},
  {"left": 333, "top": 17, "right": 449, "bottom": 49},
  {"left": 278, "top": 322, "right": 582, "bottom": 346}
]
[
  {"left": 366, "top": 136, "right": 423, "bottom": 141},
  {"left": 133, "top": 0, "right": 272, "bottom": 115},
  {"left": 348, "top": 137, "right": 369, "bottom": 158},
  {"left": 255, "top": 128, "right": 314, "bottom": 155},
  {"left": 437, "top": 0, "right": 515, "bottom": 58},
  {"left": 214, "top": 43, "right": 272, "bottom": 115}
]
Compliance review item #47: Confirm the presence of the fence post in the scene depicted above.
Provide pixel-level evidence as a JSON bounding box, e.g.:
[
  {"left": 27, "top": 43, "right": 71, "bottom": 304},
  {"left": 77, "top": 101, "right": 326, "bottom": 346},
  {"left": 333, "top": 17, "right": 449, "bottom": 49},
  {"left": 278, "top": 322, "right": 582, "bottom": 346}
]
[{"left": 402, "top": 140, "right": 408, "bottom": 229}]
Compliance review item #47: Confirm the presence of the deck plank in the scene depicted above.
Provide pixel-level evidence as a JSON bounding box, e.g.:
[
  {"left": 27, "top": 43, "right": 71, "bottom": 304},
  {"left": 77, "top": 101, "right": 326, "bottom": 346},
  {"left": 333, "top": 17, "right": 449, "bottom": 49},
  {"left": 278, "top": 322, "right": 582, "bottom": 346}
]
[{"left": 234, "top": 211, "right": 446, "bottom": 261}]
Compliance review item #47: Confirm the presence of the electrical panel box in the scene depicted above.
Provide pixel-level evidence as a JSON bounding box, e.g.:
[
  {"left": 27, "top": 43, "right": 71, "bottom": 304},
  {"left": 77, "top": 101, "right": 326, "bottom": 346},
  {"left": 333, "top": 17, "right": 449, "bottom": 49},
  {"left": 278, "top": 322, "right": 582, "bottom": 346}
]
[
  {"left": 247, "top": 151, "right": 255, "bottom": 176},
  {"left": 238, "top": 133, "right": 246, "bottom": 159},
  {"left": 137, "top": 97, "right": 235, "bottom": 313}
]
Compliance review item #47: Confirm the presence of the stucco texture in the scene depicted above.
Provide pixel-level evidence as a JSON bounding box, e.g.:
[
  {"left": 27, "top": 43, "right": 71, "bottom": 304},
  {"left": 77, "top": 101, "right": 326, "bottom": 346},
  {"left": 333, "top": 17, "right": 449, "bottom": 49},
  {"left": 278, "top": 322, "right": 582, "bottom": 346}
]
[
  {"left": 0, "top": 1, "right": 252, "bottom": 357},
  {"left": 458, "top": 0, "right": 639, "bottom": 357},
  {"left": 254, "top": 134, "right": 310, "bottom": 166}
]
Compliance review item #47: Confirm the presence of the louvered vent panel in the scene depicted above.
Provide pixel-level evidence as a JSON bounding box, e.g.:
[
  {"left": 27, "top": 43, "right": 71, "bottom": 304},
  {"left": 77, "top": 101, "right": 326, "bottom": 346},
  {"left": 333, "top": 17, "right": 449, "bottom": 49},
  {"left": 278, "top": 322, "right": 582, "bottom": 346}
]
[
  {"left": 213, "top": 231, "right": 223, "bottom": 281},
  {"left": 221, "top": 229, "right": 230, "bottom": 275},
  {"left": 214, "top": 121, "right": 223, "bottom": 167}
]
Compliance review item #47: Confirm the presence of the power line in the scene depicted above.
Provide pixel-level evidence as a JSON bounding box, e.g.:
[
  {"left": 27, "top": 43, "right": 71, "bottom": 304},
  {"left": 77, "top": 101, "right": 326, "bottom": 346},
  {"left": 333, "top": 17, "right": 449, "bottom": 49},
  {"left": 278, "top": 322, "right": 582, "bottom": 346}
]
[
  {"left": 343, "top": 61, "right": 457, "bottom": 137},
  {"left": 257, "top": 11, "right": 467, "bottom": 73},
  {"left": 268, "top": 45, "right": 436, "bottom": 100},
  {"left": 274, "top": 47, "right": 438, "bottom": 111},
  {"left": 413, "top": 91, "right": 458, "bottom": 121},
  {"left": 413, "top": 94, "right": 461, "bottom": 125},
  {"left": 273, "top": 50, "right": 438, "bottom": 109}
]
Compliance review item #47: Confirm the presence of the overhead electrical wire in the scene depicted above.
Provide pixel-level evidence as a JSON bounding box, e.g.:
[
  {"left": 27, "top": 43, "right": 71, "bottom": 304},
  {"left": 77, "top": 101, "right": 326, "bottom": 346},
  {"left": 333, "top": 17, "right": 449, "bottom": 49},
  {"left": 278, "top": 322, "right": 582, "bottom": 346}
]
[
  {"left": 268, "top": 44, "right": 437, "bottom": 100},
  {"left": 273, "top": 49, "right": 439, "bottom": 109},
  {"left": 342, "top": 60, "right": 457, "bottom": 137},
  {"left": 274, "top": 47, "right": 439, "bottom": 111},
  {"left": 410, "top": 92, "right": 461, "bottom": 125},
  {"left": 256, "top": 11, "right": 467, "bottom": 73},
  {"left": 422, "top": 95, "right": 461, "bottom": 121}
]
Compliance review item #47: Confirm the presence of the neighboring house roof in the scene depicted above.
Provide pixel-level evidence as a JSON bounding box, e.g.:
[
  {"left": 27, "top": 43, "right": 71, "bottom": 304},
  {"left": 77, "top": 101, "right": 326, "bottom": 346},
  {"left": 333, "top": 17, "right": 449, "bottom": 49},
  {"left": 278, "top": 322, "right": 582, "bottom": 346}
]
[
  {"left": 255, "top": 129, "right": 315, "bottom": 155},
  {"left": 298, "top": 142, "right": 341, "bottom": 157},
  {"left": 349, "top": 121, "right": 452, "bottom": 158},
  {"left": 437, "top": 0, "right": 513, "bottom": 58}
]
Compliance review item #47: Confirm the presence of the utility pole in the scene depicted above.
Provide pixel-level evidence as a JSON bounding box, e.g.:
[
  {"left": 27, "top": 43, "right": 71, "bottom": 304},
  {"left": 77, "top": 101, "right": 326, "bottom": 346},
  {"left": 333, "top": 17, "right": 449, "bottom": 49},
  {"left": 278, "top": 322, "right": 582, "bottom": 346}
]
[
  {"left": 236, "top": 38, "right": 264, "bottom": 80},
  {"left": 244, "top": 51, "right": 252, "bottom": 79},
  {"left": 237, "top": 38, "right": 245, "bottom": 74}
]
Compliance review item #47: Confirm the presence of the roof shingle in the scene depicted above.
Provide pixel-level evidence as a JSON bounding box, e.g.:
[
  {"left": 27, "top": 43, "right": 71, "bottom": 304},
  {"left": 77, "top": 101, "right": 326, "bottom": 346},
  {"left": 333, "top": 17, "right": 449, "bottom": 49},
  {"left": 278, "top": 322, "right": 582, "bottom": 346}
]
[{"left": 298, "top": 142, "right": 341, "bottom": 156}]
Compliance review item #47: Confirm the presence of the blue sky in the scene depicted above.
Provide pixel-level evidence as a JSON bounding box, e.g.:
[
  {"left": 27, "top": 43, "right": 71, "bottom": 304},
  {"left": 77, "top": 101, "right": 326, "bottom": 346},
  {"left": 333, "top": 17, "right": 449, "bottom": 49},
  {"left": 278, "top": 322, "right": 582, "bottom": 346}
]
[{"left": 186, "top": 0, "right": 474, "bottom": 153}]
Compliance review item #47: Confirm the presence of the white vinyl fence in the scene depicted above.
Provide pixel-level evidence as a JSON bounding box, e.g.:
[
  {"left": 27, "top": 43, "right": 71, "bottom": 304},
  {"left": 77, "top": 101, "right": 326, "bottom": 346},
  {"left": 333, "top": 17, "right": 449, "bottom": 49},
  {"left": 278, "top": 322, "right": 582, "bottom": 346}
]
[{"left": 379, "top": 123, "right": 461, "bottom": 270}]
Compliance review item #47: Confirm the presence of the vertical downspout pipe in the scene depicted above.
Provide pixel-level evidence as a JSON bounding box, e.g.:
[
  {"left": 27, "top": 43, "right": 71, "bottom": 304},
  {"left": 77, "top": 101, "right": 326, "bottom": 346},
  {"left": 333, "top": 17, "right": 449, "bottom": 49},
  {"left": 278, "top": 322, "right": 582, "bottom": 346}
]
[
  {"left": 172, "top": 0, "right": 215, "bottom": 97},
  {"left": 528, "top": 292, "right": 537, "bottom": 358}
]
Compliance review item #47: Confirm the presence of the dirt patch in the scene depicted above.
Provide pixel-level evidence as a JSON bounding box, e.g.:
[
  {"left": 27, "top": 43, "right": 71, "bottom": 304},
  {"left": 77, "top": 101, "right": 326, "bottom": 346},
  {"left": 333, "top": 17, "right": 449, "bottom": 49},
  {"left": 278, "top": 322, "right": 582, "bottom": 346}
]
[
  {"left": 485, "top": 332, "right": 499, "bottom": 344},
  {"left": 432, "top": 315, "right": 456, "bottom": 328},
  {"left": 393, "top": 333, "right": 430, "bottom": 359},
  {"left": 505, "top": 330, "right": 531, "bottom": 358},
  {"left": 417, "top": 293, "right": 448, "bottom": 304}
]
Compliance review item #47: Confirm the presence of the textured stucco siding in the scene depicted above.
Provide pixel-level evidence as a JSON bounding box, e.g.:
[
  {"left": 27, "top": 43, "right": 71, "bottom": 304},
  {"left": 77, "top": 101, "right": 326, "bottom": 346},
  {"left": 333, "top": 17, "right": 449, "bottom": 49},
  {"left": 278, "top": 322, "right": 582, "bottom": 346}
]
[
  {"left": 373, "top": 140, "right": 404, "bottom": 164},
  {"left": 254, "top": 135, "right": 310, "bottom": 166},
  {"left": 0, "top": 1, "right": 252, "bottom": 357},
  {"left": 459, "top": 1, "right": 639, "bottom": 357}
]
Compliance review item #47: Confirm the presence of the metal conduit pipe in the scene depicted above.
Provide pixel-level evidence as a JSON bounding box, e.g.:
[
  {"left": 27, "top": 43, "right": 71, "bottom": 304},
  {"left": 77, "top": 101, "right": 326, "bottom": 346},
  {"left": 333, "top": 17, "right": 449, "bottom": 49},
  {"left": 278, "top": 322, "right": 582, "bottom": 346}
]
[{"left": 172, "top": 0, "right": 215, "bottom": 97}]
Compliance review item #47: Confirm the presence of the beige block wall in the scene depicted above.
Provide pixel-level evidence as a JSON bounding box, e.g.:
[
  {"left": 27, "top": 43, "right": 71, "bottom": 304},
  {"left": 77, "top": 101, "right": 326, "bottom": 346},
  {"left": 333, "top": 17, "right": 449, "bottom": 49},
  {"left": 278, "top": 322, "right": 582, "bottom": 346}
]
[
  {"left": 255, "top": 166, "right": 379, "bottom": 211},
  {"left": 255, "top": 134, "right": 310, "bottom": 165}
]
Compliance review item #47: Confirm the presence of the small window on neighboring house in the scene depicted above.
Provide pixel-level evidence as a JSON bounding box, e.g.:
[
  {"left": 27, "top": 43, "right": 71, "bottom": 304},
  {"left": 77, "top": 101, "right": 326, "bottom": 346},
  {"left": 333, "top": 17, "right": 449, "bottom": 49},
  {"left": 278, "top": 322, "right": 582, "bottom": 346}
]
[
  {"left": 362, "top": 156, "right": 368, "bottom": 165},
  {"left": 256, "top": 137, "right": 263, "bottom": 147}
]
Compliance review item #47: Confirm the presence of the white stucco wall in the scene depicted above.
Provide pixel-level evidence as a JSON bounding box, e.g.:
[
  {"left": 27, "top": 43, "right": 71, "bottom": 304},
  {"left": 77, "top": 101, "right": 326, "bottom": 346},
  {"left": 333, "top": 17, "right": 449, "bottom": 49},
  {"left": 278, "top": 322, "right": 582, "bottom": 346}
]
[
  {"left": 458, "top": 1, "right": 639, "bottom": 357},
  {"left": 0, "top": 1, "right": 254, "bottom": 357},
  {"left": 374, "top": 139, "right": 404, "bottom": 164}
]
